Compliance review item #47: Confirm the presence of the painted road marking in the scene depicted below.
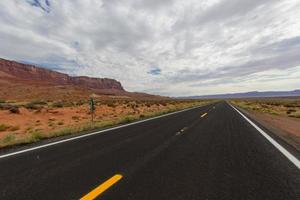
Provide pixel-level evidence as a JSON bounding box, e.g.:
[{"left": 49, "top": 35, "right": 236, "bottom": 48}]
[
  {"left": 176, "top": 127, "right": 188, "bottom": 135},
  {"left": 201, "top": 113, "right": 208, "bottom": 118},
  {"left": 0, "top": 104, "right": 209, "bottom": 159},
  {"left": 80, "top": 174, "right": 123, "bottom": 200},
  {"left": 181, "top": 127, "right": 188, "bottom": 132},
  {"left": 175, "top": 132, "right": 182, "bottom": 136},
  {"left": 230, "top": 104, "right": 300, "bottom": 169}
]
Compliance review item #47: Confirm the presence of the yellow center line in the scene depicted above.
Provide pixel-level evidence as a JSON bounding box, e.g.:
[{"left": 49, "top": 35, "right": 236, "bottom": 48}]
[
  {"left": 201, "top": 113, "right": 208, "bottom": 118},
  {"left": 80, "top": 174, "right": 123, "bottom": 200}
]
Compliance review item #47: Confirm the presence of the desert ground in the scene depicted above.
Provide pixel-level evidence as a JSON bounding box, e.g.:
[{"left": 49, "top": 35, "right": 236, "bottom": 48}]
[
  {"left": 0, "top": 98, "right": 212, "bottom": 148},
  {"left": 231, "top": 97, "right": 300, "bottom": 150}
]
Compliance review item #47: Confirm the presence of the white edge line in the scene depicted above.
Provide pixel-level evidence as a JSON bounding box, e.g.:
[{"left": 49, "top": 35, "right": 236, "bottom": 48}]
[
  {"left": 0, "top": 105, "right": 205, "bottom": 159},
  {"left": 229, "top": 103, "right": 300, "bottom": 169}
]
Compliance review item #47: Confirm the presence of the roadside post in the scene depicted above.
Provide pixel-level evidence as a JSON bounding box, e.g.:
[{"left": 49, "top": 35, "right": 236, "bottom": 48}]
[{"left": 89, "top": 97, "right": 95, "bottom": 122}]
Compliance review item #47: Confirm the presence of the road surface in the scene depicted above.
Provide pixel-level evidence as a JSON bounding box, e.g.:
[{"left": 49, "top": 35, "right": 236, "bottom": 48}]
[{"left": 0, "top": 101, "right": 299, "bottom": 200}]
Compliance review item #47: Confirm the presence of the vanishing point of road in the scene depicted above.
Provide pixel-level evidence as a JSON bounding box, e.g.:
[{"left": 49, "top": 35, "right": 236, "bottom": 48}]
[{"left": 0, "top": 101, "right": 299, "bottom": 199}]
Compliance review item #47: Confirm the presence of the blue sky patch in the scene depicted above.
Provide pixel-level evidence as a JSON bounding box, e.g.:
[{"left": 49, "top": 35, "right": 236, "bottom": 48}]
[
  {"left": 27, "top": 0, "right": 50, "bottom": 13},
  {"left": 148, "top": 68, "right": 161, "bottom": 75}
]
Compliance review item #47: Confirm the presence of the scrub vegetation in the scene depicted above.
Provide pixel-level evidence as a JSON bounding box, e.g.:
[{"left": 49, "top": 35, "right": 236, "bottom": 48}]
[
  {"left": 0, "top": 99, "right": 214, "bottom": 148},
  {"left": 231, "top": 97, "right": 300, "bottom": 118}
]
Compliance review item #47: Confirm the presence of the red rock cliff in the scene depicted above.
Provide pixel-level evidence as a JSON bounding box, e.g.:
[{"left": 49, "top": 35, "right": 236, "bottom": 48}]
[{"left": 0, "top": 58, "right": 125, "bottom": 91}]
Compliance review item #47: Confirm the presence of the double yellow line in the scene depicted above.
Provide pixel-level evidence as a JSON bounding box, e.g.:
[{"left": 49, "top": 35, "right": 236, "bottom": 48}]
[{"left": 80, "top": 174, "right": 123, "bottom": 200}]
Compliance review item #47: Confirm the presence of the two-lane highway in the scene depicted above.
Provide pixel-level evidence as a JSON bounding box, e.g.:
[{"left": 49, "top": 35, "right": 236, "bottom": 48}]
[{"left": 0, "top": 102, "right": 299, "bottom": 200}]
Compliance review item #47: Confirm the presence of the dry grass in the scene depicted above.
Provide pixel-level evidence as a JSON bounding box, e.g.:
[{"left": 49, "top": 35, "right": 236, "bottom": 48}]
[{"left": 231, "top": 97, "right": 300, "bottom": 118}]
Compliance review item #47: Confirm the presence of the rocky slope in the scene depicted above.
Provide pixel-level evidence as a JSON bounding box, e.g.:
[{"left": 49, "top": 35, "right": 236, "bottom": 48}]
[
  {"left": 0, "top": 58, "right": 124, "bottom": 91},
  {"left": 0, "top": 58, "right": 165, "bottom": 101}
]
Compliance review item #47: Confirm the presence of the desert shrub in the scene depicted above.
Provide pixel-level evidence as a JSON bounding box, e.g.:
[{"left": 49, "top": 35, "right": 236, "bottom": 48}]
[
  {"left": 267, "top": 102, "right": 281, "bottom": 106},
  {"left": 9, "top": 106, "right": 20, "bottom": 114},
  {"left": 293, "top": 114, "right": 300, "bottom": 118},
  {"left": 0, "top": 103, "right": 14, "bottom": 110},
  {"left": 62, "top": 101, "right": 75, "bottom": 107},
  {"left": 121, "top": 116, "right": 135, "bottom": 123},
  {"left": 107, "top": 103, "right": 115, "bottom": 107},
  {"left": 25, "top": 102, "right": 40, "bottom": 110},
  {"left": 0, "top": 99, "right": 5, "bottom": 103},
  {"left": 9, "top": 126, "right": 20, "bottom": 131},
  {"left": 139, "top": 114, "right": 145, "bottom": 118},
  {"left": 26, "top": 127, "right": 33, "bottom": 133},
  {"left": 31, "top": 100, "right": 47, "bottom": 105},
  {"left": 160, "top": 102, "right": 167, "bottom": 106},
  {"left": 25, "top": 100, "right": 47, "bottom": 110},
  {"left": 72, "top": 116, "right": 80, "bottom": 120},
  {"left": 2, "top": 134, "right": 15, "bottom": 144},
  {"left": 284, "top": 104, "right": 295, "bottom": 108},
  {"left": 76, "top": 100, "right": 85, "bottom": 106},
  {"left": 52, "top": 101, "right": 64, "bottom": 108},
  {"left": 286, "top": 109, "right": 296, "bottom": 114},
  {"left": 30, "top": 131, "right": 44, "bottom": 142},
  {"left": 0, "top": 124, "right": 10, "bottom": 132},
  {"left": 57, "top": 121, "right": 64, "bottom": 125}
]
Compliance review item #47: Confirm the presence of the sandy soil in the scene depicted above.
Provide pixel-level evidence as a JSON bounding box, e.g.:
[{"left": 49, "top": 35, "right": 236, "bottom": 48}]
[{"left": 243, "top": 109, "right": 300, "bottom": 150}]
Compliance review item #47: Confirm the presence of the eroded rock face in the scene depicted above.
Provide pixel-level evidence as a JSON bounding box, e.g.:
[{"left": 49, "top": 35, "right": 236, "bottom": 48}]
[{"left": 0, "top": 58, "right": 125, "bottom": 91}]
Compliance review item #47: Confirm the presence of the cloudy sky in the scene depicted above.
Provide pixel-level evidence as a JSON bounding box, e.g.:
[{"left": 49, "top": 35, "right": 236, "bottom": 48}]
[{"left": 0, "top": 0, "right": 300, "bottom": 96}]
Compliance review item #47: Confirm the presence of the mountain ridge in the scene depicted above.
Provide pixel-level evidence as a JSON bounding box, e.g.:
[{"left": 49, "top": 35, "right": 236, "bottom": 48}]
[{"left": 181, "top": 90, "right": 300, "bottom": 99}]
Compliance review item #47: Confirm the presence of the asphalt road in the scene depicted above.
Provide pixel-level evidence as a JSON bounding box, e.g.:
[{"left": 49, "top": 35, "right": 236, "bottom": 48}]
[{"left": 0, "top": 101, "right": 299, "bottom": 200}]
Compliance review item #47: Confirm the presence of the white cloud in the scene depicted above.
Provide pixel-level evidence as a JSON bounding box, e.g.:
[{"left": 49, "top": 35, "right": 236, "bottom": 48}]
[{"left": 0, "top": 0, "right": 300, "bottom": 96}]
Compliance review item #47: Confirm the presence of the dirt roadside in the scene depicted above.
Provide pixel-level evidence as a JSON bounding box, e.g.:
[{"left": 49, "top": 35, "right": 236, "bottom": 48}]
[{"left": 238, "top": 108, "right": 300, "bottom": 151}]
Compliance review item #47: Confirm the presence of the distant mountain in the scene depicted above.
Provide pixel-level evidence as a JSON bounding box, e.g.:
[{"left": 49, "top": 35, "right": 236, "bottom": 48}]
[
  {"left": 182, "top": 90, "right": 300, "bottom": 99},
  {"left": 0, "top": 58, "right": 162, "bottom": 101}
]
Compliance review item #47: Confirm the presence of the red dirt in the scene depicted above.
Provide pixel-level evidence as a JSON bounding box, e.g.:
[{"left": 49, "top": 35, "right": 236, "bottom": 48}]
[{"left": 245, "top": 110, "right": 300, "bottom": 150}]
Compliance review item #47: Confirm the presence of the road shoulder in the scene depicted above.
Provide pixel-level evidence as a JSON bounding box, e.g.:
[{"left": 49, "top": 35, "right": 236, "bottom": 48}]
[{"left": 231, "top": 104, "right": 300, "bottom": 161}]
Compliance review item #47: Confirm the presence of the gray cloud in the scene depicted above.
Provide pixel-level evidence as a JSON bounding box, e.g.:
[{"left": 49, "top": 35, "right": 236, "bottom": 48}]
[
  {"left": 0, "top": 0, "right": 299, "bottom": 96},
  {"left": 169, "top": 35, "right": 300, "bottom": 83}
]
